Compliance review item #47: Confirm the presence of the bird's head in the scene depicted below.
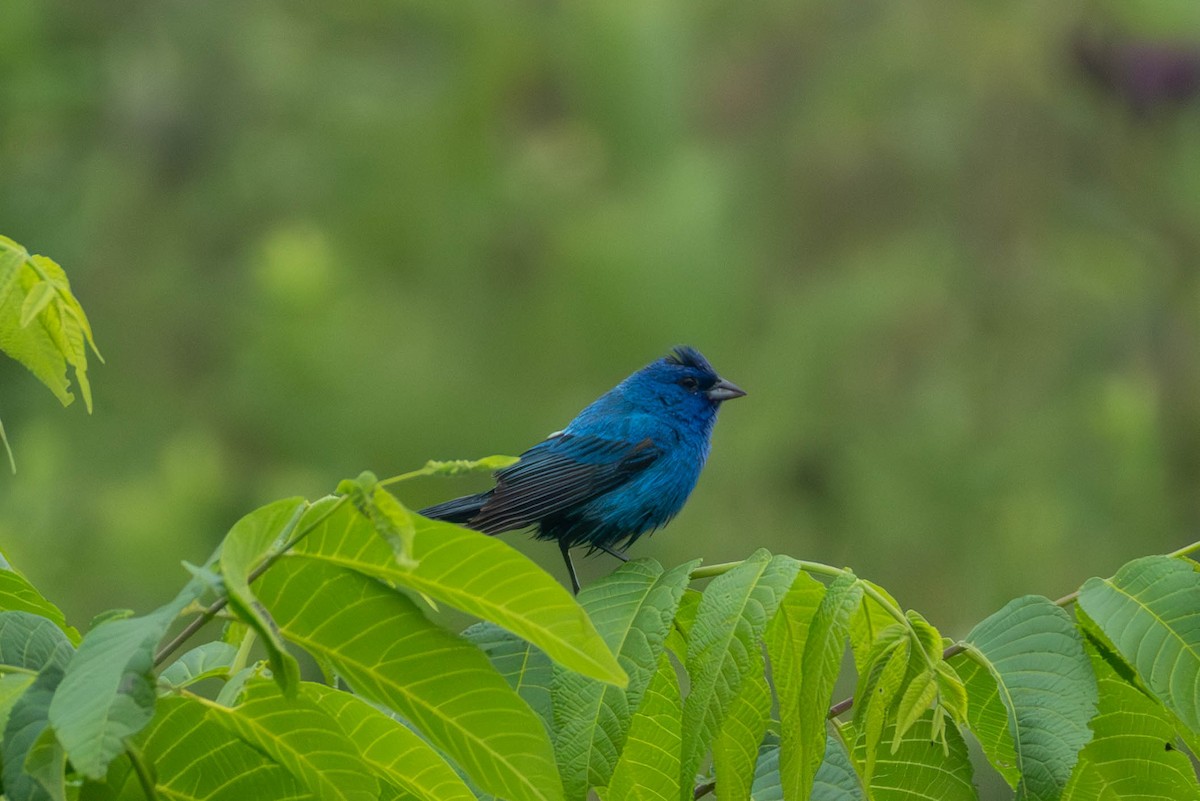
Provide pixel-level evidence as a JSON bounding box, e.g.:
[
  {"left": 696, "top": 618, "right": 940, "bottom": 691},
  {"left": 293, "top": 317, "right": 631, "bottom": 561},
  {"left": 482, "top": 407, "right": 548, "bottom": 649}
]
[{"left": 624, "top": 346, "right": 746, "bottom": 422}]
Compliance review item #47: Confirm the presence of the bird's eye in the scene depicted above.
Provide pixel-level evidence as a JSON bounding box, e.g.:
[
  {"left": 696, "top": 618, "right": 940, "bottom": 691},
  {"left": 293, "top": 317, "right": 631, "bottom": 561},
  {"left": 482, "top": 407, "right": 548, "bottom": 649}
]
[{"left": 680, "top": 377, "right": 699, "bottom": 391}]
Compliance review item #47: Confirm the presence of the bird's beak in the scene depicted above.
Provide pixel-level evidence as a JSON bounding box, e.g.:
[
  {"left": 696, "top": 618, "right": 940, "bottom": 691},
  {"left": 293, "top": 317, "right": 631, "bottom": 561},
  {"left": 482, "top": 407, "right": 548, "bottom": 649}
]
[{"left": 706, "top": 378, "right": 747, "bottom": 403}]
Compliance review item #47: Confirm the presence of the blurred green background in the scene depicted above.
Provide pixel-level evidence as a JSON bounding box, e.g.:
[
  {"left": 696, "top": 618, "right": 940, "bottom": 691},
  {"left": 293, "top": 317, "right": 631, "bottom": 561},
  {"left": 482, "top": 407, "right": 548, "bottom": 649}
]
[{"left": 2, "top": 1, "right": 1199, "bottom": 649}]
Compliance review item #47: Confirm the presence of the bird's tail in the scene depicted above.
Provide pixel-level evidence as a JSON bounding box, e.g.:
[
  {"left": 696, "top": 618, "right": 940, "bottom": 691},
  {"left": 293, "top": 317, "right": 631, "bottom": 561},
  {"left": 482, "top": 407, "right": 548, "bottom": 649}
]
[{"left": 418, "top": 491, "right": 492, "bottom": 527}]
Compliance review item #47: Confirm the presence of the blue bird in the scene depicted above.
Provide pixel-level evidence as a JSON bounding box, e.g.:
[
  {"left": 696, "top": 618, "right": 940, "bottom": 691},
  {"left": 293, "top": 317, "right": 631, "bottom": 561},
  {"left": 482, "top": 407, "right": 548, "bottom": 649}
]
[{"left": 420, "top": 346, "right": 746, "bottom": 593}]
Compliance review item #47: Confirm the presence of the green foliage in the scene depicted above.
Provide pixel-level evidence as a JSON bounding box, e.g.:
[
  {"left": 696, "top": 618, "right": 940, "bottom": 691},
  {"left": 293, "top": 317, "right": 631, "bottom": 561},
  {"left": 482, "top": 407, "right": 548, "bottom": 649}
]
[
  {"left": 1, "top": 492, "right": 1199, "bottom": 801},
  {"left": 0, "top": 275, "right": 1196, "bottom": 801},
  {"left": 0, "top": 234, "right": 100, "bottom": 471}
]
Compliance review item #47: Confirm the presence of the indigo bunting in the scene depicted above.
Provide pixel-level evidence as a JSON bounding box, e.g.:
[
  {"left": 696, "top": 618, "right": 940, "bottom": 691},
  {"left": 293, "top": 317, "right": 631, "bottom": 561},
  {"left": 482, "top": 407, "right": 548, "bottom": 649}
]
[{"left": 420, "top": 346, "right": 746, "bottom": 592}]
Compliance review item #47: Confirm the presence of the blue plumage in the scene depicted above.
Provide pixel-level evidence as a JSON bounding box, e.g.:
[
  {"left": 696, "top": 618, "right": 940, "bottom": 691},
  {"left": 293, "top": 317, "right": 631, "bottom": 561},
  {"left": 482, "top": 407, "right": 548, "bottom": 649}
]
[{"left": 420, "top": 346, "right": 746, "bottom": 592}]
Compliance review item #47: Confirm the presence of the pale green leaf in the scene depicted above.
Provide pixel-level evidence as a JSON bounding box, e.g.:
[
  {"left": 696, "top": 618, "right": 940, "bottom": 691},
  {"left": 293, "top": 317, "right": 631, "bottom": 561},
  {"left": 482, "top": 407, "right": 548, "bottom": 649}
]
[
  {"left": 604, "top": 652, "right": 682, "bottom": 801},
  {"left": 849, "top": 581, "right": 902, "bottom": 675},
  {"left": 305, "top": 682, "right": 478, "bottom": 801},
  {"left": 962, "top": 595, "right": 1096, "bottom": 801},
  {"left": 89, "top": 695, "right": 310, "bottom": 801},
  {"left": 791, "top": 571, "right": 862, "bottom": 800},
  {"left": 19, "top": 281, "right": 55, "bottom": 328},
  {"left": 664, "top": 588, "right": 702, "bottom": 663},
  {"left": 552, "top": 558, "right": 696, "bottom": 801},
  {"left": 296, "top": 498, "right": 624, "bottom": 686},
  {"left": 203, "top": 680, "right": 378, "bottom": 801},
  {"left": 0, "top": 671, "right": 36, "bottom": 735},
  {"left": 763, "top": 571, "right": 827, "bottom": 801},
  {"left": 1061, "top": 635, "right": 1200, "bottom": 801},
  {"left": 1077, "top": 555, "right": 1200, "bottom": 734},
  {"left": 254, "top": 555, "right": 564, "bottom": 801},
  {"left": 713, "top": 669, "right": 771, "bottom": 801},
  {"left": 219, "top": 497, "right": 308, "bottom": 694},
  {"left": 680, "top": 550, "right": 801, "bottom": 800}
]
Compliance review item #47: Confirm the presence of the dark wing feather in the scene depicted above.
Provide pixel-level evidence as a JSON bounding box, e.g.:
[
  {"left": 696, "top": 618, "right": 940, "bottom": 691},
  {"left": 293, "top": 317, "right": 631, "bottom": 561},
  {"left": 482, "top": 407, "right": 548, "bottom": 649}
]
[{"left": 468, "top": 433, "right": 660, "bottom": 535}]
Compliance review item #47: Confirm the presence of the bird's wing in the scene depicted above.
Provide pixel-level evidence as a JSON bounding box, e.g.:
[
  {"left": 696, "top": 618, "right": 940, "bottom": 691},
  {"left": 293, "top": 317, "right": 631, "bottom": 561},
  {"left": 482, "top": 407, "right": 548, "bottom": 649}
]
[{"left": 468, "top": 433, "right": 661, "bottom": 535}]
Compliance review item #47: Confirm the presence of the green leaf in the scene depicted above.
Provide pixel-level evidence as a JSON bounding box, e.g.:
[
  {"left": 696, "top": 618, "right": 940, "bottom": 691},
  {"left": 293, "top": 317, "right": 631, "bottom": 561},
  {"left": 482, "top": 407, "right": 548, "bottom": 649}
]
[
  {"left": 553, "top": 558, "right": 696, "bottom": 801},
  {"left": 203, "top": 680, "right": 379, "bottom": 801},
  {"left": 664, "top": 589, "right": 702, "bottom": 663},
  {"left": 305, "top": 682, "right": 478, "bottom": 801},
  {"left": 219, "top": 497, "right": 308, "bottom": 695},
  {"left": 1077, "top": 554, "right": 1200, "bottom": 734},
  {"left": 763, "top": 571, "right": 827, "bottom": 801},
  {"left": 341, "top": 476, "right": 419, "bottom": 570},
  {"left": 20, "top": 281, "right": 56, "bottom": 328},
  {"left": 961, "top": 595, "right": 1097, "bottom": 801},
  {"left": 847, "top": 712, "right": 977, "bottom": 801},
  {"left": 419, "top": 455, "right": 520, "bottom": 477},
  {"left": 157, "top": 641, "right": 240, "bottom": 689},
  {"left": 849, "top": 580, "right": 902, "bottom": 675},
  {"left": 855, "top": 635, "right": 909, "bottom": 781},
  {"left": 1061, "top": 635, "right": 1200, "bottom": 801},
  {"left": 791, "top": 571, "right": 862, "bottom": 800},
  {"left": 680, "top": 550, "right": 801, "bottom": 800},
  {"left": 296, "top": 497, "right": 625, "bottom": 686},
  {"left": 2, "top": 665, "right": 64, "bottom": 801},
  {"left": 949, "top": 646, "right": 1019, "bottom": 787},
  {"left": 254, "top": 555, "right": 564, "bottom": 801},
  {"left": 0, "top": 611, "right": 76, "bottom": 672},
  {"left": 713, "top": 669, "right": 771, "bottom": 801},
  {"left": 811, "top": 735, "right": 866, "bottom": 801},
  {"left": 88, "top": 695, "right": 310, "bottom": 801},
  {"left": 463, "top": 621, "right": 554, "bottom": 733},
  {"left": 0, "top": 239, "right": 101, "bottom": 412},
  {"left": 604, "top": 652, "right": 682, "bottom": 801},
  {"left": 0, "top": 671, "right": 37, "bottom": 735},
  {"left": 0, "top": 552, "right": 79, "bottom": 642},
  {"left": 48, "top": 574, "right": 208, "bottom": 779},
  {"left": 24, "top": 725, "right": 68, "bottom": 801}
]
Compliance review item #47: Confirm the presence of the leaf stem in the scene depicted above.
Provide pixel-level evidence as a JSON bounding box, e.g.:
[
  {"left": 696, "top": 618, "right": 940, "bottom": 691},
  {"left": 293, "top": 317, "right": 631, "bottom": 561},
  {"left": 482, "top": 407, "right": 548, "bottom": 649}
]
[{"left": 126, "top": 743, "right": 159, "bottom": 801}]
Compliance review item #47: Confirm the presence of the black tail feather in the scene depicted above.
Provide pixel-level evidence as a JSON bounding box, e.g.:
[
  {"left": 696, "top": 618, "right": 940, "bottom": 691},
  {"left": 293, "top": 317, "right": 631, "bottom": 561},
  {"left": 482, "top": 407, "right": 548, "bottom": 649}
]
[{"left": 419, "top": 491, "right": 492, "bottom": 526}]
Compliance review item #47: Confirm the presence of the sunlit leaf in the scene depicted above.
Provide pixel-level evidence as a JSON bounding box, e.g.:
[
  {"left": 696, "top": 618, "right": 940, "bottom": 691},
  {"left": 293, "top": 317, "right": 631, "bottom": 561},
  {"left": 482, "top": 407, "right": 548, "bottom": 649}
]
[
  {"left": 713, "top": 669, "right": 771, "bottom": 801},
  {"left": 203, "top": 680, "right": 379, "bottom": 801},
  {"left": 680, "top": 550, "right": 800, "bottom": 801},
  {"left": 791, "top": 571, "right": 862, "bottom": 800},
  {"left": 603, "top": 652, "right": 682, "bottom": 801},
  {"left": 2, "top": 666, "right": 64, "bottom": 801},
  {"left": 763, "top": 571, "right": 827, "bottom": 801},
  {"left": 305, "top": 682, "right": 478, "bottom": 801},
  {"left": 254, "top": 555, "right": 564, "bottom": 801},
  {"left": 552, "top": 558, "right": 695, "bottom": 801},
  {"left": 294, "top": 497, "right": 625, "bottom": 686},
  {"left": 87, "top": 695, "right": 309, "bottom": 801}
]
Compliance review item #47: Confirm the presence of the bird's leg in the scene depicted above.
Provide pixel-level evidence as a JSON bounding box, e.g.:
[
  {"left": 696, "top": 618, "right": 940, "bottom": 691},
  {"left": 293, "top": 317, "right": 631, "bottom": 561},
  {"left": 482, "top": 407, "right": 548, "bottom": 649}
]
[
  {"left": 595, "top": 543, "right": 629, "bottom": 563},
  {"left": 560, "top": 540, "right": 581, "bottom": 595}
]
